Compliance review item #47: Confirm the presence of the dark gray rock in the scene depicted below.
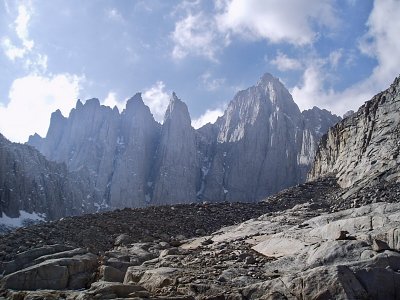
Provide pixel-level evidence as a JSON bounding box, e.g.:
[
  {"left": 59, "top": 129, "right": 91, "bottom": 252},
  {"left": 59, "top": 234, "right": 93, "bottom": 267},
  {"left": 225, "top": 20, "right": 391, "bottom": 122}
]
[
  {"left": 99, "top": 265, "right": 125, "bottom": 283},
  {"left": 1, "top": 252, "right": 97, "bottom": 290}
]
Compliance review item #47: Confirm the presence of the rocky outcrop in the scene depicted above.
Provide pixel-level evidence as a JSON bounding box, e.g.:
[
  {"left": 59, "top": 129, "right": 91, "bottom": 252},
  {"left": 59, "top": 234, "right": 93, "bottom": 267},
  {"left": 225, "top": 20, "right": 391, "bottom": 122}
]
[
  {"left": 308, "top": 75, "right": 400, "bottom": 188},
  {"left": 0, "top": 133, "right": 100, "bottom": 225},
  {"left": 28, "top": 73, "right": 340, "bottom": 207},
  {"left": 152, "top": 93, "right": 199, "bottom": 204},
  {"left": 1, "top": 246, "right": 98, "bottom": 290}
]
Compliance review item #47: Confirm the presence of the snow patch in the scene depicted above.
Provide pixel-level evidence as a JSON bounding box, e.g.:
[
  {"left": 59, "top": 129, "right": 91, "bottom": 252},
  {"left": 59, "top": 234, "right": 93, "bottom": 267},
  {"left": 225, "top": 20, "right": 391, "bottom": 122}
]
[{"left": 0, "top": 210, "right": 46, "bottom": 228}]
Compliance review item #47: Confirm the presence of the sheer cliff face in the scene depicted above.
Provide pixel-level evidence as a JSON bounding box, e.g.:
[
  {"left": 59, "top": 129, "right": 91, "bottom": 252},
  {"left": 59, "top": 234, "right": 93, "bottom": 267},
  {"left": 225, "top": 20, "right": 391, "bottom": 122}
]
[
  {"left": 29, "top": 73, "right": 340, "bottom": 208},
  {"left": 152, "top": 94, "right": 199, "bottom": 205},
  {"left": 308, "top": 75, "right": 400, "bottom": 188},
  {"left": 0, "top": 134, "right": 99, "bottom": 220},
  {"left": 199, "top": 74, "right": 341, "bottom": 202},
  {"left": 30, "top": 93, "right": 160, "bottom": 209}
]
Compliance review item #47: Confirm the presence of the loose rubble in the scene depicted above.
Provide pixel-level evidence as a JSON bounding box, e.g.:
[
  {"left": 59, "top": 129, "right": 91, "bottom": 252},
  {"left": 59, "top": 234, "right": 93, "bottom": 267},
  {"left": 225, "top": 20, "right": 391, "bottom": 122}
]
[{"left": 1, "top": 175, "right": 400, "bottom": 299}]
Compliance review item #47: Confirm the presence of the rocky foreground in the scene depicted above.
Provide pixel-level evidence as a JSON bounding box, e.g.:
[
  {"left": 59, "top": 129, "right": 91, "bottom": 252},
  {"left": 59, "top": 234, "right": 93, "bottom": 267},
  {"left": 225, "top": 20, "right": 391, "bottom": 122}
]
[{"left": 1, "top": 177, "right": 400, "bottom": 299}]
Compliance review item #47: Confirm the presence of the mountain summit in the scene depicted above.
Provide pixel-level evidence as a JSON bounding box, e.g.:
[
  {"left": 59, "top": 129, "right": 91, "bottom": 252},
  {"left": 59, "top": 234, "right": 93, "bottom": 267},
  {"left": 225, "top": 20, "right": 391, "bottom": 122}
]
[{"left": 27, "top": 73, "right": 340, "bottom": 209}]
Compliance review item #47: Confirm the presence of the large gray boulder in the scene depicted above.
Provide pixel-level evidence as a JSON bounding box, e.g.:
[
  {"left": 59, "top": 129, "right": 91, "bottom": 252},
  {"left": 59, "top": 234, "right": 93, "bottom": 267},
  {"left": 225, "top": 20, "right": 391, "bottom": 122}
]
[{"left": 1, "top": 252, "right": 98, "bottom": 290}]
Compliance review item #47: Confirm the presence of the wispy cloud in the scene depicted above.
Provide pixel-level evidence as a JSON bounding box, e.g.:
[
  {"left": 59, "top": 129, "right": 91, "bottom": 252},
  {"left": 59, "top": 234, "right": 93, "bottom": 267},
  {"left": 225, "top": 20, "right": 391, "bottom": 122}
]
[
  {"left": 201, "top": 72, "right": 226, "bottom": 91},
  {"left": 2, "top": 4, "right": 34, "bottom": 61},
  {"left": 270, "top": 51, "right": 302, "bottom": 71},
  {"left": 106, "top": 8, "right": 124, "bottom": 23},
  {"left": 172, "top": 13, "right": 226, "bottom": 61},
  {"left": 142, "top": 81, "right": 170, "bottom": 122},
  {"left": 292, "top": 0, "right": 400, "bottom": 115}
]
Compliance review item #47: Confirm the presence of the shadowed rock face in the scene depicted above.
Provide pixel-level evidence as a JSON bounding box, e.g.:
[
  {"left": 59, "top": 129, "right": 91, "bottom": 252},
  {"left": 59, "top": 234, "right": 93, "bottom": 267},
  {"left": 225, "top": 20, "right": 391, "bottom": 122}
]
[
  {"left": 28, "top": 73, "right": 340, "bottom": 208},
  {"left": 152, "top": 93, "right": 199, "bottom": 205},
  {"left": 308, "top": 75, "right": 400, "bottom": 188},
  {"left": 29, "top": 94, "right": 161, "bottom": 209},
  {"left": 0, "top": 133, "right": 100, "bottom": 221}
]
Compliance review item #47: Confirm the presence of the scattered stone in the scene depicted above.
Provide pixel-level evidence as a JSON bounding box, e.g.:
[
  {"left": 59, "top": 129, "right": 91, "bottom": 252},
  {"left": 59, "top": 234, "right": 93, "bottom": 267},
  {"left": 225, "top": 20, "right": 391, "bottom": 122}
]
[
  {"left": 336, "top": 230, "right": 350, "bottom": 240},
  {"left": 372, "top": 239, "right": 390, "bottom": 252},
  {"left": 114, "top": 234, "right": 132, "bottom": 246}
]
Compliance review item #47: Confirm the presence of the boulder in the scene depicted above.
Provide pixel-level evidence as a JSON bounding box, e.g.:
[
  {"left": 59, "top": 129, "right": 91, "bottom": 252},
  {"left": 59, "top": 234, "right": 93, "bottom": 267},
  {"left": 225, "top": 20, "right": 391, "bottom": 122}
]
[
  {"left": 85, "top": 281, "right": 148, "bottom": 298},
  {"left": 138, "top": 267, "right": 180, "bottom": 292},
  {"left": 99, "top": 265, "right": 125, "bottom": 283},
  {"left": 386, "top": 228, "right": 400, "bottom": 250},
  {"left": 252, "top": 236, "right": 307, "bottom": 258},
  {"left": 114, "top": 234, "right": 132, "bottom": 246},
  {"left": 1, "top": 253, "right": 98, "bottom": 290},
  {"left": 0, "top": 244, "right": 75, "bottom": 275}
]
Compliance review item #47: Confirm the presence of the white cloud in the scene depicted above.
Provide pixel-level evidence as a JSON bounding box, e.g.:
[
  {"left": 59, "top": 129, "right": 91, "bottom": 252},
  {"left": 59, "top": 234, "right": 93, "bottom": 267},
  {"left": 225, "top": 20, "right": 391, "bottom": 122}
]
[
  {"left": 192, "top": 107, "right": 225, "bottom": 129},
  {"left": 292, "top": 0, "right": 400, "bottom": 116},
  {"left": 2, "top": 37, "right": 26, "bottom": 60},
  {"left": 216, "top": 0, "right": 338, "bottom": 46},
  {"left": 359, "top": 0, "right": 400, "bottom": 87},
  {"left": 172, "top": 13, "right": 227, "bottom": 61},
  {"left": 271, "top": 51, "right": 302, "bottom": 71},
  {"left": 0, "top": 74, "right": 83, "bottom": 143},
  {"left": 201, "top": 72, "right": 226, "bottom": 91},
  {"left": 142, "top": 81, "right": 170, "bottom": 122},
  {"left": 171, "top": 0, "right": 338, "bottom": 61},
  {"left": 328, "top": 49, "right": 343, "bottom": 69},
  {"left": 102, "top": 91, "right": 125, "bottom": 111},
  {"left": 2, "top": 4, "right": 34, "bottom": 61},
  {"left": 15, "top": 4, "right": 32, "bottom": 44}
]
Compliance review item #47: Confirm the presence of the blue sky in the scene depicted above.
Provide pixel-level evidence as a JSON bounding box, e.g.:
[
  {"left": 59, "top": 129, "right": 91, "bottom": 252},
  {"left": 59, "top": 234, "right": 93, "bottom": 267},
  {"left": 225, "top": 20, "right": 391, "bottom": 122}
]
[{"left": 0, "top": 0, "right": 399, "bottom": 142}]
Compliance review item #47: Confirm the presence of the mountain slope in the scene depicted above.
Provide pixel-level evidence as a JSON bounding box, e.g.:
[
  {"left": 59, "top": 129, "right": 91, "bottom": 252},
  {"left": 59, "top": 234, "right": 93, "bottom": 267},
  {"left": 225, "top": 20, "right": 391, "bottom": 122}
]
[
  {"left": 0, "top": 134, "right": 100, "bottom": 226},
  {"left": 309, "top": 75, "right": 400, "bottom": 189}
]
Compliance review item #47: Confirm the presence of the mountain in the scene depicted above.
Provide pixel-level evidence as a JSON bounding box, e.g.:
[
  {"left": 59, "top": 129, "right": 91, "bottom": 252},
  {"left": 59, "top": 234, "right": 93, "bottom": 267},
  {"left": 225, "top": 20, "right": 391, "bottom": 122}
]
[
  {"left": 0, "top": 133, "right": 101, "bottom": 230},
  {"left": 2, "top": 75, "right": 400, "bottom": 299},
  {"left": 29, "top": 95, "right": 161, "bottom": 209},
  {"left": 196, "top": 73, "right": 341, "bottom": 202},
  {"left": 308, "top": 75, "right": 400, "bottom": 191},
  {"left": 29, "top": 73, "right": 340, "bottom": 208}
]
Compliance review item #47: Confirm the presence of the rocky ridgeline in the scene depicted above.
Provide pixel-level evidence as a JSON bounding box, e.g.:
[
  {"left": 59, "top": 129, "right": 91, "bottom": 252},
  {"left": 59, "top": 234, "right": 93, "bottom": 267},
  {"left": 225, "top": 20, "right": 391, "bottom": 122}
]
[
  {"left": 27, "top": 73, "right": 340, "bottom": 213},
  {"left": 309, "top": 75, "right": 400, "bottom": 188}
]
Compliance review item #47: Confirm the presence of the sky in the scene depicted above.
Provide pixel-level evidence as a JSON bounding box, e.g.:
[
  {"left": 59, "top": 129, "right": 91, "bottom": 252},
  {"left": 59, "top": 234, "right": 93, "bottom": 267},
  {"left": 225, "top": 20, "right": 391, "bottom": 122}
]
[{"left": 0, "top": 0, "right": 399, "bottom": 143}]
